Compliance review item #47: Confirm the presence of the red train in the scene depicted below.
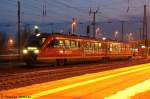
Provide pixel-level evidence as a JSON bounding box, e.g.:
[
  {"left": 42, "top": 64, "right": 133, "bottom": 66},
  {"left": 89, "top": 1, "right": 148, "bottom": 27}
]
[{"left": 22, "top": 33, "right": 138, "bottom": 65}]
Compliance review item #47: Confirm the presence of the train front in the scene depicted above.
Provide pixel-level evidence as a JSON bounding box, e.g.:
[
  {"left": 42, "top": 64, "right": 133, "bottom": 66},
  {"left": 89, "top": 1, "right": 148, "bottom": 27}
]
[{"left": 22, "top": 33, "right": 48, "bottom": 64}]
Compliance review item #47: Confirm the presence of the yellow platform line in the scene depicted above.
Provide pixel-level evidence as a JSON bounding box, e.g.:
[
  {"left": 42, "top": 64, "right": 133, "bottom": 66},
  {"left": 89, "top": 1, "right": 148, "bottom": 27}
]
[
  {"left": 25, "top": 63, "right": 150, "bottom": 99},
  {"left": 105, "top": 79, "right": 150, "bottom": 99}
]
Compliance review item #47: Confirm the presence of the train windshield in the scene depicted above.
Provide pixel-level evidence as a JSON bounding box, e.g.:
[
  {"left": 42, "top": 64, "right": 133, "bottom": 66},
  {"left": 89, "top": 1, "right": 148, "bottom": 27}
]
[{"left": 26, "top": 35, "right": 46, "bottom": 47}]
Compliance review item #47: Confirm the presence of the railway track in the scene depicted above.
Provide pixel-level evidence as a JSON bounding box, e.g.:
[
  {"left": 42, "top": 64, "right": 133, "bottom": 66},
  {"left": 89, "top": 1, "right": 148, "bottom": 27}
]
[{"left": 0, "top": 58, "right": 150, "bottom": 91}]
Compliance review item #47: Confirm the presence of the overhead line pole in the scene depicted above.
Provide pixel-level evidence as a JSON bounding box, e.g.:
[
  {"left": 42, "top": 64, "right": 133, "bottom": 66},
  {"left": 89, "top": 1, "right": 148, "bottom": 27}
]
[
  {"left": 17, "top": 0, "right": 21, "bottom": 60},
  {"left": 121, "top": 21, "right": 125, "bottom": 42},
  {"left": 89, "top": 8, "right": 99, "bottom": 38},
  {"left": 143, "top": 5, "right": 148, "bottom": 57}
]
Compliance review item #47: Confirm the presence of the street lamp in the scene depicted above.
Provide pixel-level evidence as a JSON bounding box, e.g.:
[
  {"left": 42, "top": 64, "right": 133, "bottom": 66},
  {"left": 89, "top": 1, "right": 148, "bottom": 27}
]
[
  {"left": 127, "top": 32, "right": 133, "bottom": 41},
  {"left": 96, "top": 27, "right": 101, "bottom": 38},
  {"left": 71, "top": 18, "right": 76, "bottom": 35},
  {"left": 102, "top": 37, "right": 106, "bottom": 41},
  {"left": 34, "top": 25, "right": 39, "bottom": 34},
  {"left": 34, "top": 25, "right": 39, "bottom": 29},
  {"left": 9, "top": 39, "right": 13, "bottom": 44},
  {"left": 7, "top": 38, "right": 14, "bottom": 49},
  {"left": 114, "top": 31, "right": 119, "bottom": 41}
]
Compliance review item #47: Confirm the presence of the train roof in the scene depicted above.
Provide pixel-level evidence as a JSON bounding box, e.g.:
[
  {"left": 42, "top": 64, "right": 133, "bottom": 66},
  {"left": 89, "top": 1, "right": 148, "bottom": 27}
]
[
  {"left": 37, "top": 32, "right": 134, "bottom": 44},
  {"left": 46, "top": 32, "right": 106, "bottom": 42}
]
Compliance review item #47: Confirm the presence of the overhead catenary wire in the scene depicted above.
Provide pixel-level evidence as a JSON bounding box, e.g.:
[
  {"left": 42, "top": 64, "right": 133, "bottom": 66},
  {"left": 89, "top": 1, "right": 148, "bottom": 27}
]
[{"left": 0, "top": 0, "right": 150, "bottom": 27}]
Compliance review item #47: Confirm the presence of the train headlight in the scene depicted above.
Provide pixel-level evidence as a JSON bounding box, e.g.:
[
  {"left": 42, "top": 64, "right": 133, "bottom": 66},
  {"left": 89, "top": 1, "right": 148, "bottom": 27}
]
[
  {"left": 34, "top": 49, "right": 39, "bottom": 54},
  {"left": 23, "top": 49, "right": 28, "bottom": 54}
]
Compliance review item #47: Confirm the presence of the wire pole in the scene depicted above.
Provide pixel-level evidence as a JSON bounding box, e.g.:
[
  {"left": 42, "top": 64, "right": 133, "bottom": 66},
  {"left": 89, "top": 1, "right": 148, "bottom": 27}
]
[
  {"left": 71, "top": 18, "right": 76, "bottom": 35},
  {"left": 89, "top": 8, "right": 99, "bottom": 38},
  {"left": 121, "top": 21, "right": 125, "bottom": 42},
  {"left": 17, "top": 0, "right": 21, "bottom": 60},
  {"left": 143, "top": 5, "right": 148, "bottom": 57}
]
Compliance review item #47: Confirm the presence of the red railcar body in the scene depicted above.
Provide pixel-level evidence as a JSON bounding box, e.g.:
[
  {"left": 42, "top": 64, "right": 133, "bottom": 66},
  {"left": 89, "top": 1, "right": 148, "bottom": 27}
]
[{"left": 22, "top": 33, "right": 137, "bottom": 65}]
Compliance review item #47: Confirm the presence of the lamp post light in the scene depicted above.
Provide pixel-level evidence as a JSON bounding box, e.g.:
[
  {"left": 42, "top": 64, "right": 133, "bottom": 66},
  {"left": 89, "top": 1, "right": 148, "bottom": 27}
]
[
  {"left": 34, "top": 25, "right": 39, "bottom": 29},
  {"left": 7, "top": 38, "right": 14, "bottom": 49},
  {"left": 9, "top": 39, "right": 13, "bottom": 45},
  {"left": 102, "top": 37, "right": 106, "bottom": 41},
  {"left": 127, "top": 32, "right": 133, "bottom": 41},
  {"left": 96, "top": 27, "right": 101, "bottom": 38},
  {"left": 71, "top": 18, "right": 76, "bottom": 35},
  {"left": 34, "top": 25, "right": 39, "bottom": 34},
  {"left": 114, "top": 31, "right": 119, "bottom": 41}
]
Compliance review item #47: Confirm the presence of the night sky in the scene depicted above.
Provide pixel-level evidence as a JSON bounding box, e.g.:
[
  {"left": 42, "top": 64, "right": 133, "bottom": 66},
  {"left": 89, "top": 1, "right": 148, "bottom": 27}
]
[{"left": 0, "top": 0, "right": 150, "bottom": 40}]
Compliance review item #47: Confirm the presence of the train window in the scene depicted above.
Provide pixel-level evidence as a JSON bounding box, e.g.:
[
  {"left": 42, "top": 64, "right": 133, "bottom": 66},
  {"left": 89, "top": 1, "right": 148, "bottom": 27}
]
[
  {"left": 91, "top": 43, "right": 95, "bottom": 49},
  {"left": 56, "top": 40, "right": 64, "bottom": 48},
  {"left": 86, "top": 42, "right": 91, "bottom": 50},
  {"left": 123, "top": 45, "right": 126, "bottom": 51},
  {"left": 118, "top": 45, "right": 120, "bottom": 51},
  {"left": 98, "top": 43, "right": 101, "bottom": 49},
  {"left": 41, "top": 38, "right": 46, "bottom": 44},
  {"left": 26, "top": 36, "right": 46, "bottom": 47},
  {"left": 83, "top": 42, "right": 89, "bottom": 50},
  {"left": 76, "top": 41, "right": 79, "bottom": 48},
  {"left": 53, "top": 39, "right": 59, "bottom": 46},
  {"left": 95, "top": 43, "right": 98, "bottom": 47},
  {"left": 87, "top": 42, "right": 90, "bottom": 48},
  {"left": 99, "top": 43, "right": 101, "bottom": 47},
  {"left": 110, "top": 44, "right": 112, "bottom": 47},
  {"left": 70, "top": 40, "right": 76, "bottom": 48},
  {"left": 48, "top": 39, "right": 59, "bottom": 48},
  {"left": 59, "top": 40, "right": 64, "bottom": 46},
  {"left": 65, "top": 40, "right": 70, "bottom": 48},
  {"left": 126, "top": 45, "right": 130, "bottom": 50},
  {"left": 120, "top": 45, "right": 123, "bottom": 51},
  {"left": 48, "top": 39, "right": 64, "bottom": 48},
  {"left": 110, "top": 48, "right": 113, "bottom": 51},
  {"left": 94, "top": 43, "right": 98, "bottom": 50},
  {"left": 48, "top": 42, "right": 53, "bottom": 48}
]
